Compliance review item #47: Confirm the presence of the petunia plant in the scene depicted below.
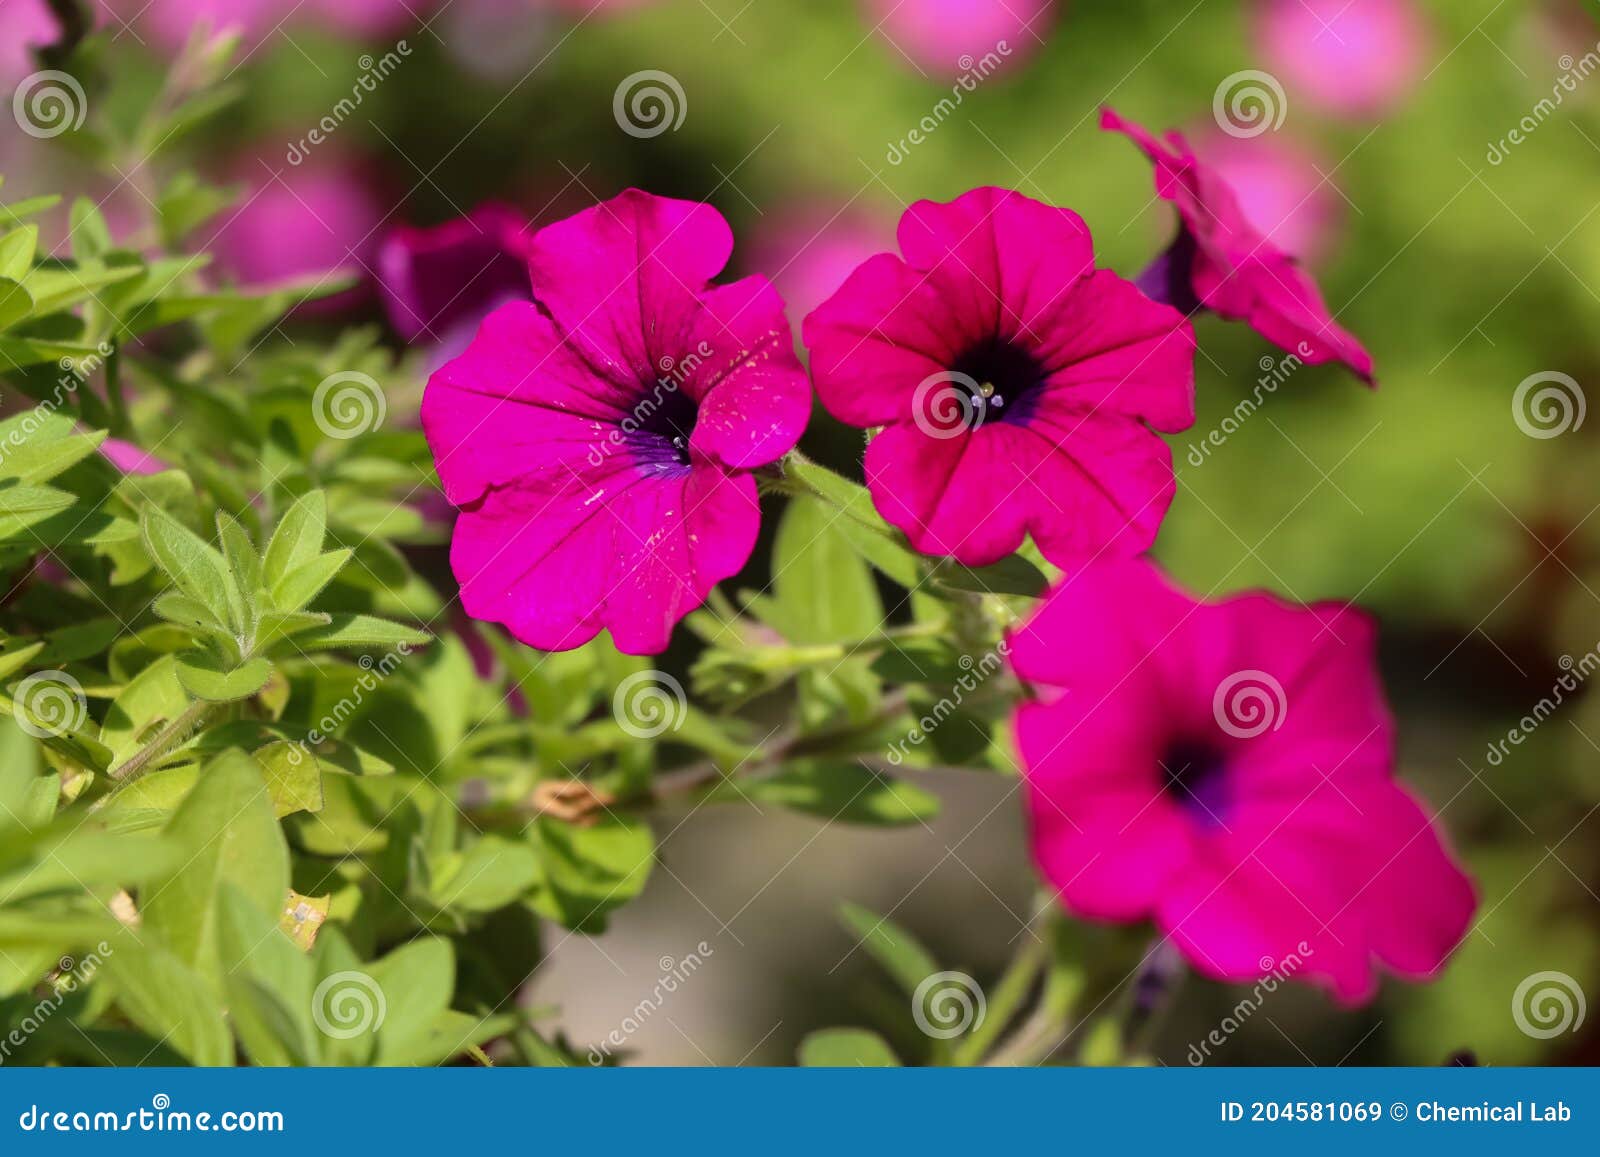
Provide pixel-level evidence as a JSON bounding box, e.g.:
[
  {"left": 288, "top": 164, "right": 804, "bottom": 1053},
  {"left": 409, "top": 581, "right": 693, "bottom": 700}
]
[{"left": 0, "top": 13, "right": 1477, "bottom": 1069}]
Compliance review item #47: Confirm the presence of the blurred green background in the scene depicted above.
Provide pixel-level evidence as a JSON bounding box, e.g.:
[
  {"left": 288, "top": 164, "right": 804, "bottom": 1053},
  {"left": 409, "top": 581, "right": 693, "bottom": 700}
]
[{"left": 9, "top": 0, "right": 1600, "bottom": 1064}]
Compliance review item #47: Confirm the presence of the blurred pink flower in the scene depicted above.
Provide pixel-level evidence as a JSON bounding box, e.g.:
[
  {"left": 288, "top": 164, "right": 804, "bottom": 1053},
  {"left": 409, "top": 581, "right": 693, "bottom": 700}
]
[
  {"left": 1253, "top": 0, "right": 1431, "bottom": 118},
  {"left": 1192, "top": 132, "right": 1342, "bottom": 263},
  {"left": 376, "top": 203, "right": 533, "bottom": 366},
  {"left": 119, "top": 0, "right": 433, "bottom": 49},
  {"left": 0, "top": 0, "right": 57, "bottom": 83},
  {"left": 861, "top": 0, "right": 1054, "bottom": 77},
  {"left": 746, "top": 206, "right": 891, "bottom": 325},
  {"left": 127, "top": 0, "right": 290, "bottom": 47},
  {"left": 1010, "top": 558, "right": 1477, "bottom": 1004},
  {"left": 203, "top": 160, "right": 385, "bottom": 293},
  {"left": 98, "top": 438, "right": 171, "bottom": 476}
]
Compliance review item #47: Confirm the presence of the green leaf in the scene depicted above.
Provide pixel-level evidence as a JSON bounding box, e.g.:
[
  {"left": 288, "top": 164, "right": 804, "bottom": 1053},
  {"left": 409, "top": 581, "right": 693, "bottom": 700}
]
[
  {"left": 0, "top": 196, "right": 60, "bottom": 228},
  {"left": 0, "top": 430, "right": 105, "bottom": 485},
  {"left": 141, "top": 506, "right": 235, "bottom": 625},
  {"left": 529, "top": 815, "right": 654, "bottom": 933},
  {"left": 773, "top": 495, "right": 883, "bottom": 645},
  {"left": 837, "top": 902, "right": 943, "bottom": 996},
  {"left": 253, "top": 610, "right": 331, "bottom": 649},
  {"left": 175, "top": 652, "right": 273, "bottom": 702},
  {"left": 0, "top": 640, "right": 45, "bottom": 682},
  {"left": 798, "top": 1028, "right": 902, "bottom": 1067},
  {"left": 217, "top": 511, "right": 262, "bottom": 604},
  {"left": 216, "top": 884, "right": 316, "bottom": 1066},
  {"left": 786, "top": 457, "right": 921, "bottom": 587},
  {"left": 101, "top": 935, "right": 234, "bottom": 1066},
  {"left": 262, "top": 491, "right": 326, "bottom": 589},
  {"left": 139, "top": 748, "right": 290, "bottom": 986},
  {"left": 255, "top": 739, "right": 323, "bottom": 818},
  {"left": 0, "top": 226, "right": 37, "bottom": 280},
  {"left": 153, "top": 592, "right": 230, "bottom": 636},
  {"left": 69, "top": 199, "right": 112, "bottom": 261},
  {"left": 289, "top": 613, "right": 429, "bottom": 653},
  {"left": 0, "top": 483, "right": 73, "bottom": 518},
  {"left": 369, "top": 937, "right": 454, "bottom": 1066},
  {"left": 934, "top": 553, "right": 1049, "bottom": 598},
  {"left": 100, "top": 655, "right": 189, "bottom": 764},
  {"left": 20, "top": 263, "right": 143, "bottom": 315},
  {"left": 0, "top": 277, "right": 34, "bottom": 331},
  {"left": 428, "top": 836, "right": 539, "bottom": 913},
  {"left": 740, "top": 759, "right": 939, "bottom": 826},
  {"left": 156, "top": 172, "right": 237, "bottom": 247},
  {"left": 270, "top": 549, "right": 351, "bottom": 612}
]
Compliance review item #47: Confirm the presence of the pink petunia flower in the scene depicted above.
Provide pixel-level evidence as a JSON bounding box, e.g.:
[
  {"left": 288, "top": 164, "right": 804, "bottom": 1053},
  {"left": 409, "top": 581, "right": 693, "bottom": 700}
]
[
  {"left": 1192, "top": 132, "right": 1341, "bottom": 264},
  {"left": 861, "top": 0, "right": 1054, "bottom": 77},
  {"left": 376, "top": 202, "right": 534, "bottom": 368},
  {"left": 1103, "top": 108, "right": 1374, "bottom": 383},
  {"left": 1253, "top": 0, "right": 1430, "bottom": 119},
  {"left": 1009, "top": 559, "right": 1476, "bottom": 1004},
  {"left": 802, "top": 187, "right": 1196, "bottom": 568},
  {"left": 97, "top": 438, "right": 171, "bottom": 476},
  {"left": 422, "top": 189, "right": 812, "bottom": 655},
  {"left": 746, "top": 205, "right": 892, "bottom": 328},
  {"left": 0, "top": 0, "right": 58, "bottom": 84},
  {"left": 204, "top": 158, "right": 384, "bottom": 295}
]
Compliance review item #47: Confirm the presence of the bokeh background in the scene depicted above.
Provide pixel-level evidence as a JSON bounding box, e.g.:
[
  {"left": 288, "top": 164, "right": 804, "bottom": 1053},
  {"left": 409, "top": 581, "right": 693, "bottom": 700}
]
[{"left": 6, "top": 0, "right": 1599, "bottom": 1065}]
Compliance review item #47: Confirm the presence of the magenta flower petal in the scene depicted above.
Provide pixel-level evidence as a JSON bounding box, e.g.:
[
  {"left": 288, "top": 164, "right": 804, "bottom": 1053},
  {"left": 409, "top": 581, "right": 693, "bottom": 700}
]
[
  {"left": 1010, "top": 559, "right": 1476, "bottom": 1004},
  {"left": 523, "top": 191, "right": 734, "bottom": 386},
  {"left": 804, "top": 187, "right": 1195, "bottom": 568},
  {"left": 1103, "top": 107, "right": 1374, "bottom": 384},
  {"left": 97, "top": 438, "right": 172, "bottom": 477},
  {"left": 424, "top": 189, "right": 809, "bottom": 655}
]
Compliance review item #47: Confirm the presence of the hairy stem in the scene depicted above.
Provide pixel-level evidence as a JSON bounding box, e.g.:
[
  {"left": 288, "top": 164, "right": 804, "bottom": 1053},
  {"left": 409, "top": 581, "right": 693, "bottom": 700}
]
[{"left": 108, "top": 699, "right": 216, "bottom": 782}]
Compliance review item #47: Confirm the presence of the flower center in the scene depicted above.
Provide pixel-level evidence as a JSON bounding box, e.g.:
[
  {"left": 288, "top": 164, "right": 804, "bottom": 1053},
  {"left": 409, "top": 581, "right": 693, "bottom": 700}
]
[
  {"left": 950, "top": 337, "right": 1047, "bottom": 424},
  {"left": 631, "top": 383, "right": 698, "bottom": 469},
  {"left": 1159, "top": 739, "right": 1231, "bottom": 828}
]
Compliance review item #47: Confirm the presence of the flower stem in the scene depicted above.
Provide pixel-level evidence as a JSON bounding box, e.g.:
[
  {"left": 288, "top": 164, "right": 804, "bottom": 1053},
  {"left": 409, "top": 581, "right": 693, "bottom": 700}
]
[
  {"left": 950, "top": 935, "right": 1046, "bottom": 1065},
  {"left": 109, "top": 699, "right": 216, "bottom": 782}
]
